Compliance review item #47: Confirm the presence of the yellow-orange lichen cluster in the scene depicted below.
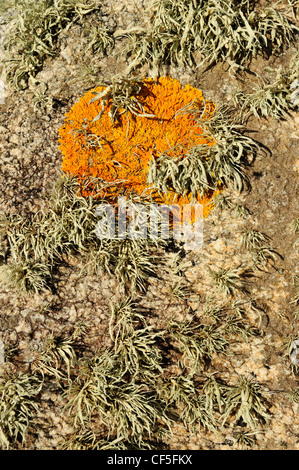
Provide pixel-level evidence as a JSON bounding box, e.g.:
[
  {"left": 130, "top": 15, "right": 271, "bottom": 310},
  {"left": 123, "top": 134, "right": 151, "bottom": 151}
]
[{"left": 58, "top": 76, "right": 219, "bottom": 218}]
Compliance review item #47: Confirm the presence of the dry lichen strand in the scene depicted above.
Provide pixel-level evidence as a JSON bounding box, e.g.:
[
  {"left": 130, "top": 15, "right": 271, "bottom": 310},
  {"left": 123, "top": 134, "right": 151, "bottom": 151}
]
[{"left": 58, "top": 76, "right": 218, "bottom": 218}]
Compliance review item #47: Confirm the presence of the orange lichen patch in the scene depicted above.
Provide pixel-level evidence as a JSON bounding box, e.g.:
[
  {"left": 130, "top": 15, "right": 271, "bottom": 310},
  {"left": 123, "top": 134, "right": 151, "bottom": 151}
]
[
  {"left": 162, "top": 188, "right": 221, "bottom": 220},
  {"left": 58, "top": 76, "right": 219, "bottom": 219}
]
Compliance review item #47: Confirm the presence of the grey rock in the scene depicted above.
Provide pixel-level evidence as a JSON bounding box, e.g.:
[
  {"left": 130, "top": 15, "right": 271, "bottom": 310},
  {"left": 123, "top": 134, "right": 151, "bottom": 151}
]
[
  {"left": 290, "top": 339, "right": 299, "bottom": 365},
  {"left": 0, "top": 341, "right": 5, "bottom": 364}
]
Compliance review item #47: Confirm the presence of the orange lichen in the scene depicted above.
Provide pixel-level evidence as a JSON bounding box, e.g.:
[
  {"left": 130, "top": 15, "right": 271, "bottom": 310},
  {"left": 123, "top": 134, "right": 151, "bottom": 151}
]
[{"left": 58, "top": 76, "right": 220, "bottom": 219}]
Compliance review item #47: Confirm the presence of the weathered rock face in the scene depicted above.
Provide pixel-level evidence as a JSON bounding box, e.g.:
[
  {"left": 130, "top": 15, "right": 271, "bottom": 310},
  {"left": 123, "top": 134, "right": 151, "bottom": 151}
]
[{"left": 0, "top": 0, "right": 298, "bottom": 451}]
